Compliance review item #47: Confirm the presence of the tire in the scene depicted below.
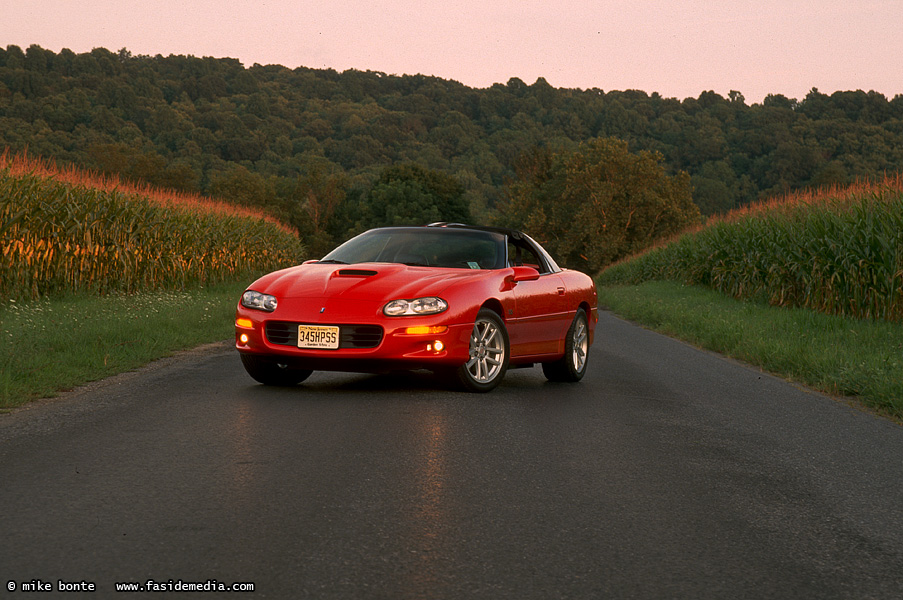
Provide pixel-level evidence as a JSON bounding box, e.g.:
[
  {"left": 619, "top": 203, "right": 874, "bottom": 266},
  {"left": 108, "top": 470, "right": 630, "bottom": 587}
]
[
  {"left": 542, "top": 308, "right": 589, "bottom": 383},
  {"left": 454, "top": 308, "right": 510, "bottom": 393},
  {"left": 240, "top": 353, "right": 313, "bottom": 386}
]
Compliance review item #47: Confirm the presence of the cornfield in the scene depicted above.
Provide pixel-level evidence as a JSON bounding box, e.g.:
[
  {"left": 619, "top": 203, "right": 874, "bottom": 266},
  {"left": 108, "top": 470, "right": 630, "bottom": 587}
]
[
  {"left": 600, "top": 176, "right": 903, "bottom": 322},
  {"left": 1, "top": 151, "right": 305, "bottom": 300}
]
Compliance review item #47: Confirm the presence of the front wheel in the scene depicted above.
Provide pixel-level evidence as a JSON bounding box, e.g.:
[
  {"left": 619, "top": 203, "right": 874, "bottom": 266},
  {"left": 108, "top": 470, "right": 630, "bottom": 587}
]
[
  {"left": 454, "top": 308, "right": 510, "bottom": 393},
  {"left": 542, "top": 308, "right": 589, "bottom": 382},
  {"left": 240, "top": 354, "right": 313, "bottom": 386}
]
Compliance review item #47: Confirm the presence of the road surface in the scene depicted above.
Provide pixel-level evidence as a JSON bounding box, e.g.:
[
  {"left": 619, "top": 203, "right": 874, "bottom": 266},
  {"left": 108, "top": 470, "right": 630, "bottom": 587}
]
[{"left": 2, "top": 311, "right": 902, "bottom": 598}]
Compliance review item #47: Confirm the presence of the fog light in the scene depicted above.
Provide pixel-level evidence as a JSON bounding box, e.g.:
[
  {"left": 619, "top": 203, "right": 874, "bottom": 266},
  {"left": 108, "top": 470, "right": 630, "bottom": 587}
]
[
  {"left": 433, "top": 340, "right": 444, "bottom": 352},
  {"left": 239, "top": 333, "right": 249, "bottom": 344}
]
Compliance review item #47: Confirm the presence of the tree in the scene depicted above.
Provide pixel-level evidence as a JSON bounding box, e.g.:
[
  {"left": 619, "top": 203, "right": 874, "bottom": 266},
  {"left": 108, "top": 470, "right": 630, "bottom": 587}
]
[
  {"left": 284, "top": 163, "right": 348, "bottom": 256},
  {"left": 208, "top": 164, "right": 273, "bottom": 208},
  {"left": 353, "top": 163, "right": 470, "bottom": 230},
  {"left": 500, "top": 138, "right": 700, "bottom": 273}
]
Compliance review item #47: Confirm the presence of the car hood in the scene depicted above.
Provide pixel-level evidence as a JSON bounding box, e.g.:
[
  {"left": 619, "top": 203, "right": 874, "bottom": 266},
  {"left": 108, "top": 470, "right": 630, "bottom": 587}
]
[{"left": 253, "top": 262, "right": 487, "bottom": 301}]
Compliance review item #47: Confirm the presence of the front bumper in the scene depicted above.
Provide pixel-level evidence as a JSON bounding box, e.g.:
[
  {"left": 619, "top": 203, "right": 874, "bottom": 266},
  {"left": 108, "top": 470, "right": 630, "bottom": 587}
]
[{"left": 235, "top": 308, "right": 473, "bottom": 373}]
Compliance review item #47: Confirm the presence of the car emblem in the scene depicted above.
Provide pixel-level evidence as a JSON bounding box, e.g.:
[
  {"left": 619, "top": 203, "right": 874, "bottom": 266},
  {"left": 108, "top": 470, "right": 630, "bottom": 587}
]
[{"left": 320, "top": 307, "right": 326, "bottom": 313}]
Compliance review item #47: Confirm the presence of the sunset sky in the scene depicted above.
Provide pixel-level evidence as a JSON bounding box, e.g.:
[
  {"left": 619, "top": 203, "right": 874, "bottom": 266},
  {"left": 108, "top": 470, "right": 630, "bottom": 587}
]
[{"left": 4, "top": 0, "right": 902, "bottom": 104}]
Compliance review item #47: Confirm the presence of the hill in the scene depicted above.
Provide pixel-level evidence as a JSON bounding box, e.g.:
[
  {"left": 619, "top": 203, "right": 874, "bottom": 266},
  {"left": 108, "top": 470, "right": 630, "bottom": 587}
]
[{"left": 2, "top": 44, "right": 903, "bottom": 256}]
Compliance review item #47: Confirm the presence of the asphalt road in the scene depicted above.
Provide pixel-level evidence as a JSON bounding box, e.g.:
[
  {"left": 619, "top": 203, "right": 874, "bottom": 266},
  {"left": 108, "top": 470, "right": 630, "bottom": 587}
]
[{"left": 2, "top": 311, "right": 902, "bottom": 599}]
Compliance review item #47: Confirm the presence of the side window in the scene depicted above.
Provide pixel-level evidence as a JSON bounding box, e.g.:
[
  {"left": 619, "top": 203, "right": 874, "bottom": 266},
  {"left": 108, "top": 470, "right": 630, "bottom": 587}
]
[{"left": 507, "top": 240, "right": 549, "bottom": 274}]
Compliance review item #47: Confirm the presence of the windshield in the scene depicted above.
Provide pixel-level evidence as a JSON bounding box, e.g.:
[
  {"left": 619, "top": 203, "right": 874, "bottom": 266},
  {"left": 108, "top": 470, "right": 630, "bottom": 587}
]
[{"left": 321, "top": 228, "right": 507, "bottom": 270}]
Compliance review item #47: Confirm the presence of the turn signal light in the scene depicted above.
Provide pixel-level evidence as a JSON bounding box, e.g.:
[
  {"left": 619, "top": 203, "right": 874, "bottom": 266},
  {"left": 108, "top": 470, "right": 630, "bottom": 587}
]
[
  {"left": 235, "top": 318, "right": 254, "bottom": 329},
  {"left": 404, "top": 325, "right": 448, "bottom": 335}
]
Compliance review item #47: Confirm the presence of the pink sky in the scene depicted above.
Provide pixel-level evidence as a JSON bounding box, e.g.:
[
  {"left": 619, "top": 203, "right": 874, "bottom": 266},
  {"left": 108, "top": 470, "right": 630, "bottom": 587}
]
[{"left": 4, "top": 0, "right": 902, "bottom": 103}]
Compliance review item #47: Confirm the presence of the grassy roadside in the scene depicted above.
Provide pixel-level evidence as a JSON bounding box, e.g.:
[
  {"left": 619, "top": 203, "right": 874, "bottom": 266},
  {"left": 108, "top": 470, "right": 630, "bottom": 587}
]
[
  {"left": 0, "top": 282, "right": 248, "bottom": 410},
  {"left": 597, "top": 281, "right": 903, "bottom": 421}
]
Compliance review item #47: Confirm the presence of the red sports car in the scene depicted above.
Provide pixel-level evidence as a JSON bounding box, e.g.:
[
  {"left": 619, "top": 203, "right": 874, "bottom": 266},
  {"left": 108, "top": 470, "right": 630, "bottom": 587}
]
[{"left": 235, "top": 223, "right": 597, "bottom": 392}]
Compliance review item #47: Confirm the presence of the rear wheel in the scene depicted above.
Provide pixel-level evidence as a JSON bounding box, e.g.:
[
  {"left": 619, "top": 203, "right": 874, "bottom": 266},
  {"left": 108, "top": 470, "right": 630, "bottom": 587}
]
[
  {"left": 542, "top": 308, "right": 589, "bottom": 382},
  {"left": 455, "top": 308, "right": 509, "bottom": 393},
  {"left": 240, "top": 354, "right": 313, "bottom": 386}
]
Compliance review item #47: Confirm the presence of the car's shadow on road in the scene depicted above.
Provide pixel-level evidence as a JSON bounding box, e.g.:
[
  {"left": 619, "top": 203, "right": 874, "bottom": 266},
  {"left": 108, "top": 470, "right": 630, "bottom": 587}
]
[
  {"left": 309, "top": 370, "right": 450, "bottom": 393},
  {"left": 238, "top": 366, "right": 583, "bottom": 400},
  {"left": 237, "top": 370, "right": 446, "bottom": 397}
]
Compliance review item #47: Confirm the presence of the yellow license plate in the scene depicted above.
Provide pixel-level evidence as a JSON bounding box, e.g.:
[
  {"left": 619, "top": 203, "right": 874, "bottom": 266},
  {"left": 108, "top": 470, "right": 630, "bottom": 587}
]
[{"left": 297, "top": 325, "right": 340, "bottom": 349}]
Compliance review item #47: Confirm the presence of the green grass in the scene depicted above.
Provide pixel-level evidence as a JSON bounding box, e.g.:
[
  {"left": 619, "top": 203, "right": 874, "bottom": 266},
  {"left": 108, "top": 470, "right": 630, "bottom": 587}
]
[
  {"left": 5, "top": 276, "right": 900, "bottom": 421},
  {"left": 598, "top": 281, "right": 903, "bottom": 421},
  {"left": 0, "top": 282, "right": 248, "bottom": 409}
]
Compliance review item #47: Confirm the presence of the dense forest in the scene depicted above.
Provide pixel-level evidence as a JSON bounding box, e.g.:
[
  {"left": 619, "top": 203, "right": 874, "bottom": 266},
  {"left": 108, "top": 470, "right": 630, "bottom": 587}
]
[{"left": 2, "top": 44, "right": 902, "bottom": 263}]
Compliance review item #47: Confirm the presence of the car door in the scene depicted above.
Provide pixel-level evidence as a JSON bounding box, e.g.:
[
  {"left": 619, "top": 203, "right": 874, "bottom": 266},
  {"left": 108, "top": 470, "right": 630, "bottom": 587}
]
[{"left": 506, "top": 239, "right": 570, "bottom": 357}]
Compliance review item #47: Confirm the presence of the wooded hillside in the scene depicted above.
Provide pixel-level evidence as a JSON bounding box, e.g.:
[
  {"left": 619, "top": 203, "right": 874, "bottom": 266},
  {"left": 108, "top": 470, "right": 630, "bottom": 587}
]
[{"left": 3, "top": 44, "right": 902, "bottom": 261}]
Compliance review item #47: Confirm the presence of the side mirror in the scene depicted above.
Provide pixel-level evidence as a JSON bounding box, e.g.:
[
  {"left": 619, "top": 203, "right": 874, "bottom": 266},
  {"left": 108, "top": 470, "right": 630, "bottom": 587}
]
[{"left": 511, "top": 266, "right": 540, "bottom": 282}]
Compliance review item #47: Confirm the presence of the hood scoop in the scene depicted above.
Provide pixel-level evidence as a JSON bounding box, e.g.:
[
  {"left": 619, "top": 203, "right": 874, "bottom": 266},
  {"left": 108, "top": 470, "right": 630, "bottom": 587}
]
[{"left": 336, "top": 269, "right": 378, "bottom": 277}]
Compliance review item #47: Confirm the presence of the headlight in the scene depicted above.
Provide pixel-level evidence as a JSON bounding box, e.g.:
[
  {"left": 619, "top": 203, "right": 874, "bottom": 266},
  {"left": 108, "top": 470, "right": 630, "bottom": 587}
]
[
  {"left": 241, "top": 290, "right": 278, "bottom": 312},
  {"left": 383, "top": 297, "right": 448, "bottom": 316}
]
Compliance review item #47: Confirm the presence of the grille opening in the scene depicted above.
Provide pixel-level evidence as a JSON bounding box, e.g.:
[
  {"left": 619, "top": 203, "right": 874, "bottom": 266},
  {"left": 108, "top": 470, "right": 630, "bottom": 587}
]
[{"left": 265, "top": 322, "right": 383, "bottom": 349}]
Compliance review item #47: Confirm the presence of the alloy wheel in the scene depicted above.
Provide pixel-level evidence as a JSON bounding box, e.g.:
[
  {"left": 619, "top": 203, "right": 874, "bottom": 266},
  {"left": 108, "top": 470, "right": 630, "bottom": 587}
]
[{"left": 466, "top": 317, "right": 506, "bottom": 383}]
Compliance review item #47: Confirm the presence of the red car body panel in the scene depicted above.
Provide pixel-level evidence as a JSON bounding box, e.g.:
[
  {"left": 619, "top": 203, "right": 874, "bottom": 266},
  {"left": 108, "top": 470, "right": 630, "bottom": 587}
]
[{"left": 235, "top": 260, "right": 597, "bottom": 374}]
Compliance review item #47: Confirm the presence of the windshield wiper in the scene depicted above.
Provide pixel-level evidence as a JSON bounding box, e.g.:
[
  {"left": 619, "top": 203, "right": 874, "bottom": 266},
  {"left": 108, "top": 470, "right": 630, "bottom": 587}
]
[{"left": 315, "top": 259, "right": 348, "bottom": 264}]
